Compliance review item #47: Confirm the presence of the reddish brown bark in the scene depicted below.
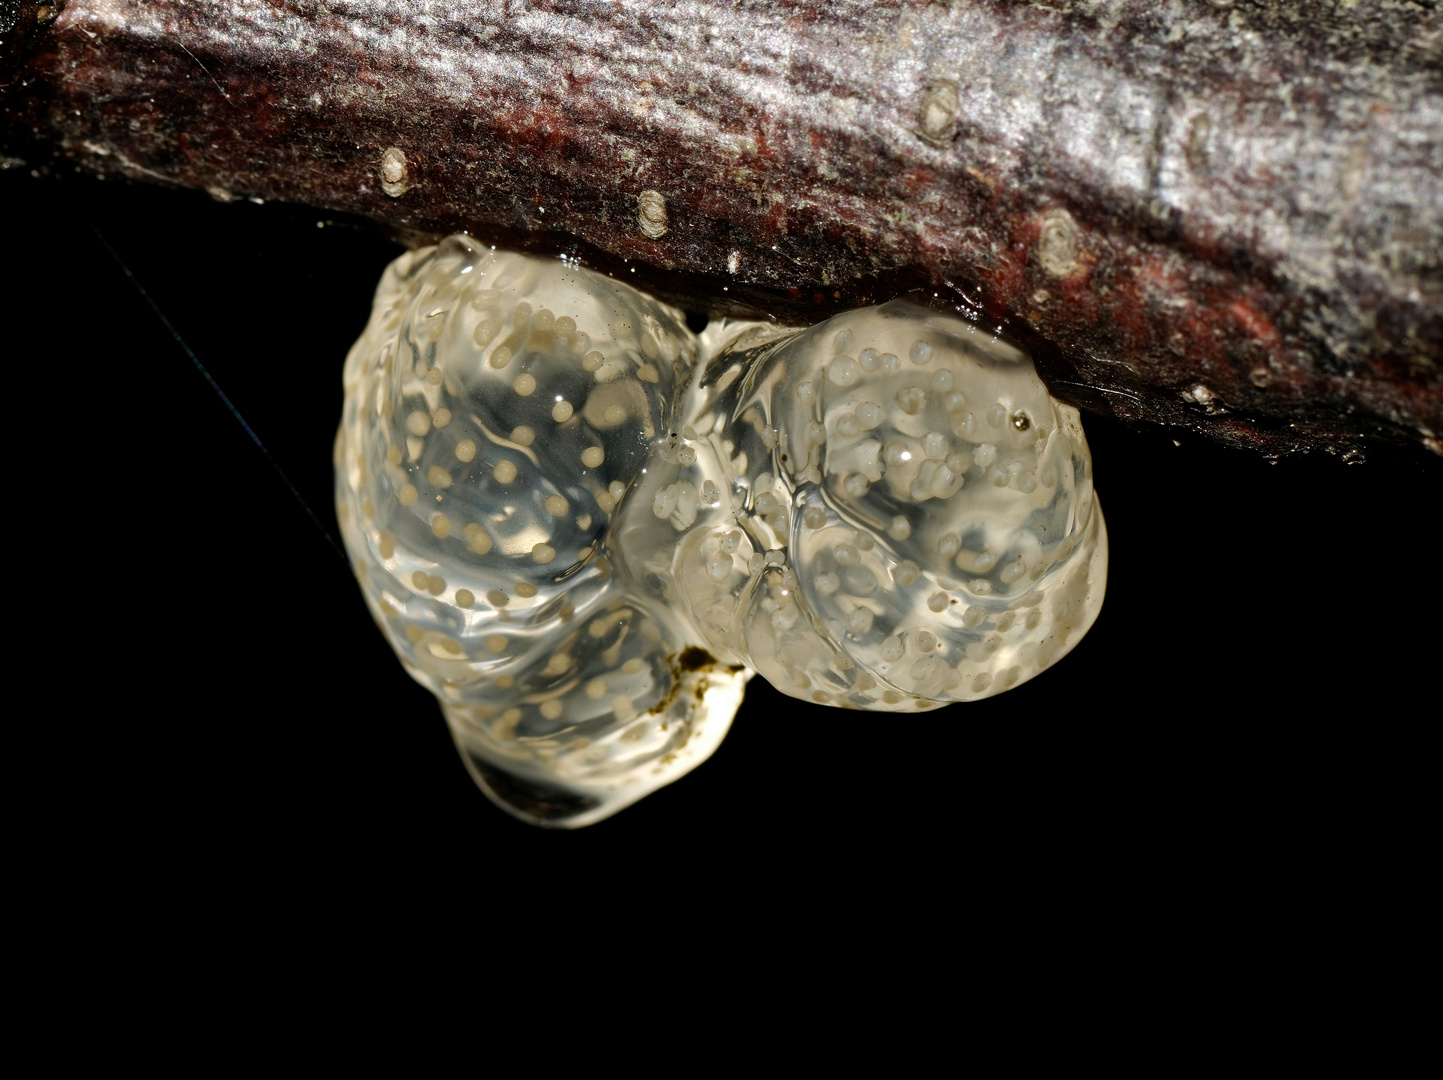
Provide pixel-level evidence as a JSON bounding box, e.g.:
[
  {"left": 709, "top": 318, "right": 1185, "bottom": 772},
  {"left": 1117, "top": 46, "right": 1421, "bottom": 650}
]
[{"left": 3, "top": 0, "right": 1440, "bottom": 456}]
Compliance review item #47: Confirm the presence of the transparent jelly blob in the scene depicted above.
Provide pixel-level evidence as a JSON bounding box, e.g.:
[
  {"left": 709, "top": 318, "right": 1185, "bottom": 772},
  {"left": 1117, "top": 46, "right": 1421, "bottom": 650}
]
[
  {"left": 337, "top": 239, "right": 1107, "bottom": 826},
  {"left": 674, "top": 304, "right": 1108, "bottom": 710}
]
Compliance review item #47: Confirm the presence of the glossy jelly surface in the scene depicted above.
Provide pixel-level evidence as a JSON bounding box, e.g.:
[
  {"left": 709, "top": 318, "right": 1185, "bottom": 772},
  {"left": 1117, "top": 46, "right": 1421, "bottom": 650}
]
[{"left": 336, "top": 238, "right": 1107, "bottom": 826}]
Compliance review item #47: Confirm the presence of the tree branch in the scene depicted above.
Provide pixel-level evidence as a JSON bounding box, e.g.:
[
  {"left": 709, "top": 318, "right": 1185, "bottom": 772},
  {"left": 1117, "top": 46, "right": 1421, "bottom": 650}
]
[{"left": 3, "top": 0, "right": 1440, "bottom": 455}]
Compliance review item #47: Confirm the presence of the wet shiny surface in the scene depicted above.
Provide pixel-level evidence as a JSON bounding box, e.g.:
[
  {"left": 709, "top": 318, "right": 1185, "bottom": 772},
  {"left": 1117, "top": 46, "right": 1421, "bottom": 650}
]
[{"left": 336, "top": 240, "right": 1104, "bottom": 824}]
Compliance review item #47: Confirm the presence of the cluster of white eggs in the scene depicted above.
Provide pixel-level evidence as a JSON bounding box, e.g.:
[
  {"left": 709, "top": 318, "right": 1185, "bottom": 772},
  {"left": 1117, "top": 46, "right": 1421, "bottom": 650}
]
[{"left": 336, "top": 236, "right": 1107, "bottom": 826}]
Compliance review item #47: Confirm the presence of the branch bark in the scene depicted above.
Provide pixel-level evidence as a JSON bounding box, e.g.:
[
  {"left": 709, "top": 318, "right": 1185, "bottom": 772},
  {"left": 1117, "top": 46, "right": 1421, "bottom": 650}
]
[{"left": 3, "top": 0, "right": 1440, "bottom": 455}]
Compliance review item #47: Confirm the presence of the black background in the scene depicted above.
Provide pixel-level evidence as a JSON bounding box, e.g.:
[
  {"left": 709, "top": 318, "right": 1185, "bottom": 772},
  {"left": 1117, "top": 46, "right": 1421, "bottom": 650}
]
[{"left": 12, "top": 166, "right": 1436, "bottom": 898}]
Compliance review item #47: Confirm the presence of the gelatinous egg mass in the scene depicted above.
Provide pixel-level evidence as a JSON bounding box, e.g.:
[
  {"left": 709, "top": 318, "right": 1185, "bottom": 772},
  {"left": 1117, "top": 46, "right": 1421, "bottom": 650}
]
[{"left": 336, "top": 237, "right": 1107, "bottom": 827}]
